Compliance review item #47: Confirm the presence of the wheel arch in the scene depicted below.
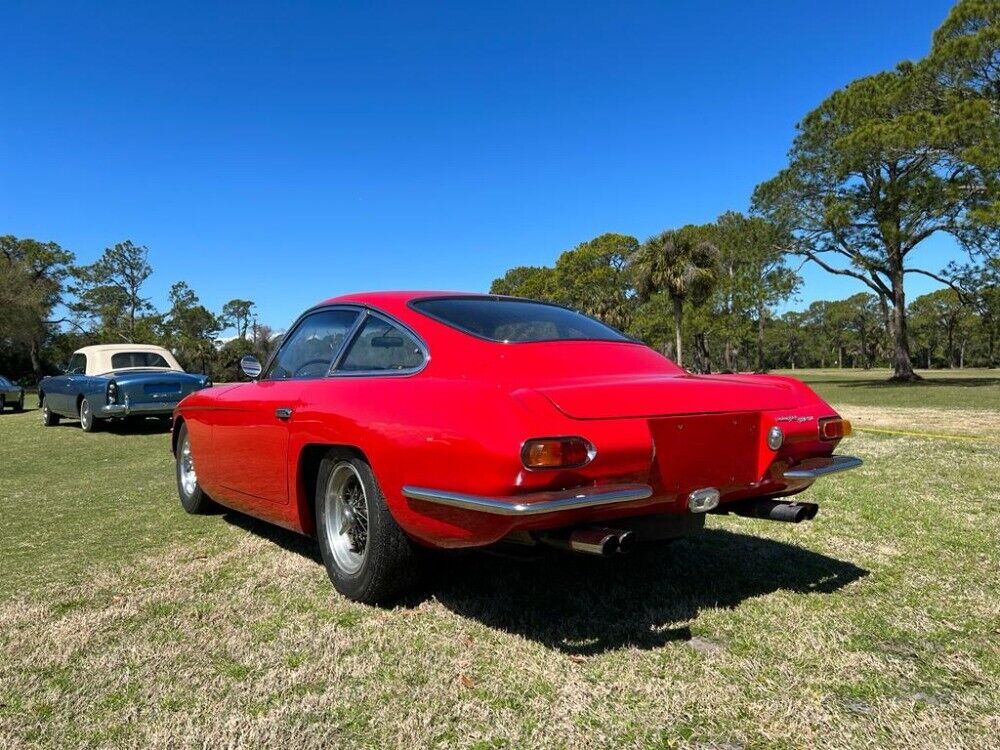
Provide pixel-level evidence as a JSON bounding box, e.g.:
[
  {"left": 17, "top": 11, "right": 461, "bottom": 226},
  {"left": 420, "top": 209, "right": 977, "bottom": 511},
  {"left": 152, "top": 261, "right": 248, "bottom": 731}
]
[
  {"left": 295, "top": 443, "right": 371, "bottom": 537},
  {"left": 171, "top": 415, "right": 186, "bottom": 455}
]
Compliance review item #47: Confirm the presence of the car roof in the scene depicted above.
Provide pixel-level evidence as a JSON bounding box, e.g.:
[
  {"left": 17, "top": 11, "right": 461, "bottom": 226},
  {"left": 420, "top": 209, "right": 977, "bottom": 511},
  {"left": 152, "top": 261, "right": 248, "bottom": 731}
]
[
  {"left": 74, "top": 344, "right": 172, "bottom": 354},
  {"left": 316, "top": 291, "right": 481, "bottom": 308}
]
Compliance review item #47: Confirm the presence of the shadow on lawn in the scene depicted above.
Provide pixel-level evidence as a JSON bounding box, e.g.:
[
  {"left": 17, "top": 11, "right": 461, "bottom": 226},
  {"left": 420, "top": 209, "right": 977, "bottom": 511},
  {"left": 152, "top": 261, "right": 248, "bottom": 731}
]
[
  {"left": 808, "top": 376, "right": 1000, "bottom": 389},
  {"left": 224, "top": 513, "right": 868, "bottom": 655}
]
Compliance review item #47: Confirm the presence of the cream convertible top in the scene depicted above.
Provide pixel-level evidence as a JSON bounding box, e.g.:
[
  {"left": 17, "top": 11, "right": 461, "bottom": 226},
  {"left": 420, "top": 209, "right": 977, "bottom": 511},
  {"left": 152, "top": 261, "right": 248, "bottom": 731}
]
[{"left": 74, "top": 344, "right": 185, "bottom": 376}]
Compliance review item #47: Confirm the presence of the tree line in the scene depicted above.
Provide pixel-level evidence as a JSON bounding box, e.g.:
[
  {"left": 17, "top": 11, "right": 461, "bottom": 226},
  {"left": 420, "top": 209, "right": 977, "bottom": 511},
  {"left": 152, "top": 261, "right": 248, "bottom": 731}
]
[
  {"left": 494, "top": 0, "right": 1000, "bottom": 379},
  {"left": 0, "top": 237, "right": 278, "bottom": 383}
]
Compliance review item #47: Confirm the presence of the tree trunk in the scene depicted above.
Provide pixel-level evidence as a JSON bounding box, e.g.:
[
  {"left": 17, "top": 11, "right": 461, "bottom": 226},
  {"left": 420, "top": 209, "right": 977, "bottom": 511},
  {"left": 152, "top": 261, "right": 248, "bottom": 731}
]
[
  {"left": 29, "top": 338, "right": 43, "bottom": 382},
  {"left": 672, "top": 296, "right": 683, "bottom": 367},
  {"left": 888, "top": 263, "right": 918, "bottom": 381},
  {"left": 756, "top": 303, "right": 766, "bottom": 372},
  {"left": 877, "top": 293, "right": 894, "bottom": 372}
]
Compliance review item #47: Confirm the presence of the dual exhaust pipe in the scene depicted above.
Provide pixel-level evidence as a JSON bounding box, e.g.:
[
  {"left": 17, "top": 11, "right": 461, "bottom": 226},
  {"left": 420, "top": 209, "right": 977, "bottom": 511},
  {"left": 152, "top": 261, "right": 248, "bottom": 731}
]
[
  {"left": 539, "top": 526, "right": 636, "bottom": 557},
  {"left": 538, "top": 499, "right": 817, "bottom": 557},
  {"left": 727, "top": 499, "right": 819, "bottom": 523}
]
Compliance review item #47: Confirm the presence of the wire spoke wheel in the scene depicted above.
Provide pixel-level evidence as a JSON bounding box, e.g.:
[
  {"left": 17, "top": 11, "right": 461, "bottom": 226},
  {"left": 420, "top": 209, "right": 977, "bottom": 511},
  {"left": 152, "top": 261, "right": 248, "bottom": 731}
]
[
  {"left": 323, "top": 462, "right": 370, "bottom": 575},
  {"left": 180, "top": 434, "right": 198, "bottom": 496}
]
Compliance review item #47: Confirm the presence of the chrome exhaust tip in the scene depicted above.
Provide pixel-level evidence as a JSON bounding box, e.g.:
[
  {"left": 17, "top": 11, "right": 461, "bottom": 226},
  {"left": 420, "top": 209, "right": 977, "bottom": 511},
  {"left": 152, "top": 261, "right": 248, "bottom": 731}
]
[
  {"left": 731, "top": 499, "right": 819, "bottom": 523},
  {"left": 567, "top": 527, "right": 619, "bottom": 556},
  {"left": 538, "top": 526, "right": 634, "bottom": 556}
]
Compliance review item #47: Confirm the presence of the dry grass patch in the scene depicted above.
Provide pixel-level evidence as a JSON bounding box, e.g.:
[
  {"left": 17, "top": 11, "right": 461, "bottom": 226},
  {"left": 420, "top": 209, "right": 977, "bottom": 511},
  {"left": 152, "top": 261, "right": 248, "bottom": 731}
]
[{"left": 833, "top": 404, "right": 1000, "bottom": 439}]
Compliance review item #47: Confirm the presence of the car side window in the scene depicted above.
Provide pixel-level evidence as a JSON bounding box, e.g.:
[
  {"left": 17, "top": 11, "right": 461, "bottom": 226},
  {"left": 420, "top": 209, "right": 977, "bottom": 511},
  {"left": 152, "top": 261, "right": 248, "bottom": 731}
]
[
  {"left": 265, "top": 309, "right": 359, "bottom": 380},
  {"left": 67, "top": 353, "right": 86, "bottom": 374},
  {"left": 337, "top": 316, "right": 424, "bottom": 373}
]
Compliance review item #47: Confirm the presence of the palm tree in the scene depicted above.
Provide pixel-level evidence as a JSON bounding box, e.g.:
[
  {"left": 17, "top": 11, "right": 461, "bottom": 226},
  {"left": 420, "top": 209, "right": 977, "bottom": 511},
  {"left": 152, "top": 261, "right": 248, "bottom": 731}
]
[{"left": 634, "top": 229, "right": 719, "bottom": 367}]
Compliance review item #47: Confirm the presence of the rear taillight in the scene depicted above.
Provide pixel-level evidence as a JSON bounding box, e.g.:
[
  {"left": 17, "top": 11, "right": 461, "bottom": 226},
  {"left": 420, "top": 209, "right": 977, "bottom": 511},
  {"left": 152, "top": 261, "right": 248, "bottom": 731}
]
[
  {"left": 819, "top": 417, "right": 852, "bottom": 440},
  {"left": 107, "top": 381, "right": 118, "bottom": 405},
  {"left": 521, "top": 437, "right": 595, "bottom": 470}
]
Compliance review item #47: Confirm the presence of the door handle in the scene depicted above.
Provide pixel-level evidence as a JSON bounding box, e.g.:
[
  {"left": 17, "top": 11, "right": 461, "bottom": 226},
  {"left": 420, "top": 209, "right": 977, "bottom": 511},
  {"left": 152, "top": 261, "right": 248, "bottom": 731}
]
[{"left": 275, "top": 407, "right": 293, "bottom": 420}]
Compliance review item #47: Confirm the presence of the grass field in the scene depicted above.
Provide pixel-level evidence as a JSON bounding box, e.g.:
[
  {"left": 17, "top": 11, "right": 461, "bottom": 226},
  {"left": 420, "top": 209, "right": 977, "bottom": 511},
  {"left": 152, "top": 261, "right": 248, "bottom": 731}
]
[{"left": 1, "top": 370, "right": 998, "bottom": 749}]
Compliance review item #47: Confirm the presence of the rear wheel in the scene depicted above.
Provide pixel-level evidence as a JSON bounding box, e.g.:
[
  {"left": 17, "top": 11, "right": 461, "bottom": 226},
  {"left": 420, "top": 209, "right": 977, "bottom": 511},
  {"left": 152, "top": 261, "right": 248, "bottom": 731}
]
[
  {"left": 175, "top": 423, "right": 215, "bottom": 513},
  {"left": 41, "top": 396, "right": 59, "bottom": 426},
  {"left": 79, "top": 398, "right": 99, "bottom": 432},
  {"left": 315, "top": 452, "right": 419, "bottom": 604}
]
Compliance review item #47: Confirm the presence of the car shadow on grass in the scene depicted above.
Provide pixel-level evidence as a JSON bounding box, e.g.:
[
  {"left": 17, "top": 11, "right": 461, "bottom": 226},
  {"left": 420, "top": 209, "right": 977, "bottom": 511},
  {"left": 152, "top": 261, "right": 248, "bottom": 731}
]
[{"left": 222, "top": 513, "right": 868, "bottom": 655}]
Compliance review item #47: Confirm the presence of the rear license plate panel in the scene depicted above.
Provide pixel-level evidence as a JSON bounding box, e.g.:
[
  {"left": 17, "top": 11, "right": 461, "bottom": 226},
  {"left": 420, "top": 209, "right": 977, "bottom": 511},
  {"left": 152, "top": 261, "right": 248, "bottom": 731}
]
[
  {"left": 649, "top": 413, "right": 760, "bottom": 494},
  {"left": 143, "top": 382, "right": 182, "bottom": 395}
]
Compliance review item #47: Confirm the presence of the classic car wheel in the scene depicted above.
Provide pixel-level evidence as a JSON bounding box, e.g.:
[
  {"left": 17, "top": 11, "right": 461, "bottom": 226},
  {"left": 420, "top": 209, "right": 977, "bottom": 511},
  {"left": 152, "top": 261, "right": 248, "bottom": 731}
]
[
  {"left": 175, "top": 423, "right": 215, "bottom": 513},
  {"left": 79, "top": 398, "right": 99, "bottom": 432},
  {"left": 41, "top": 396, "right": 59, "bottom": 426},
  {"left": 316, "top": 453, "right": 419, "bottom": 604},
  {"left": 15, "top": 394, "right": 24, "bottom": 411}
]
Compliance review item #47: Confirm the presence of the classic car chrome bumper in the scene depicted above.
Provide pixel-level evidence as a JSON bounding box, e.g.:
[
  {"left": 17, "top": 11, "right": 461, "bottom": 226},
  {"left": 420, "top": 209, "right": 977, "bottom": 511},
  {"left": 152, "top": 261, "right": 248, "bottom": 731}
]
[
  {"left": 98, "top": 401, "right": 179, "bottom": 418},
  {"left": 782, "top": 455, "right": 863, "bottom": 479},
  {"left": 402, "top": 483, "right": 653, "bottom": 516}
]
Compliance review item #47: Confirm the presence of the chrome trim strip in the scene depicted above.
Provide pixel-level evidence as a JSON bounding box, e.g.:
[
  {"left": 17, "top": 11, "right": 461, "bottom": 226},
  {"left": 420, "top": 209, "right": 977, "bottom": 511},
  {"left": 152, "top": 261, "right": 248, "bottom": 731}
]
[
  {"left": 401, "top": 483, "right": 653, "bottom": 516},
  {"left": 783, "top": 455, "right": 863, "bottom": 479}
]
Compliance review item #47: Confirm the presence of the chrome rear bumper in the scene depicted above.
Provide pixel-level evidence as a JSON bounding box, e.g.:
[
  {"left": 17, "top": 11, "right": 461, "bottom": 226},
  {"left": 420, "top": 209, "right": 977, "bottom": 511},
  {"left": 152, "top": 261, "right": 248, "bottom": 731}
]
[
  {"left": 98, "top": 401, "right": 178, "bottom": 418},
  {"left": 402, "top": 483, "right": 653, "bottom": 516},
  {"left": 783, "top": 455, "right": 863, "bottom": 479}
]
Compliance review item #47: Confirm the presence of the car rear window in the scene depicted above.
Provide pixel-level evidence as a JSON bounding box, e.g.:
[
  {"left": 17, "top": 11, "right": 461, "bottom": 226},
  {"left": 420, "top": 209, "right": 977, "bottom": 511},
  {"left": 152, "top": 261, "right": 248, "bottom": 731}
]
[
  {"left": 111, "top": 352, "right": 172, "bottom": 369},
  {"left": 411, "top": 297, "right": 631, "bottom": 343}
]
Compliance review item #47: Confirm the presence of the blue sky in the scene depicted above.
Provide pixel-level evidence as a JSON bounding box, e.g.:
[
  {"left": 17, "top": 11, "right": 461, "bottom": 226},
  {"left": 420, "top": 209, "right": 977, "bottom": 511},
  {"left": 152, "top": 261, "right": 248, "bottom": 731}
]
[{"left": 1, "top": 0, "right": 963, "bottom": 332}]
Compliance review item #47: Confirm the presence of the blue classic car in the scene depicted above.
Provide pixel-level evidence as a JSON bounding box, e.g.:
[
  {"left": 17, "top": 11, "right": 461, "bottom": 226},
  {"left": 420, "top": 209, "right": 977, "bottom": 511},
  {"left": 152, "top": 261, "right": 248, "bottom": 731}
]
[
  {"left": 38, "top": 344, "right": 212, "bottom": 432},
  {"left": 0, "top": 375, "right": 25, "bottom": 412}
]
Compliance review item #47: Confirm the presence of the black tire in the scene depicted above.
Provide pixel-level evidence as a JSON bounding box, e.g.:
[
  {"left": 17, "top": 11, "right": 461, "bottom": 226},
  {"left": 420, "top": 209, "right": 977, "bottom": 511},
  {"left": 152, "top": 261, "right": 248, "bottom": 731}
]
[
  {"left": 315, "top": 451, "right": 420, "bottom": 604},
  {"left": 175, "top": 422, "right": 215, "bottom": 514},
  {"left": 79, "top": 398, "right": 99, "bottom": 432},
  {"left": 15, "top": 394, "right": 24, "bottom": 412},
  {"left": 41, "top": 396, "right": 59, "bottom": 426},
  {"left": 0, "top": 396, "right": 5, "bottom": 412}
]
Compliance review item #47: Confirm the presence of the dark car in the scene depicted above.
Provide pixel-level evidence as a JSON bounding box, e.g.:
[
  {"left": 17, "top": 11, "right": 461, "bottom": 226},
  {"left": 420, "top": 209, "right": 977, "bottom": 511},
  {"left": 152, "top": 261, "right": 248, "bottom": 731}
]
[{"left": 0, "top": 375, "right": 25, "bottom": 412}]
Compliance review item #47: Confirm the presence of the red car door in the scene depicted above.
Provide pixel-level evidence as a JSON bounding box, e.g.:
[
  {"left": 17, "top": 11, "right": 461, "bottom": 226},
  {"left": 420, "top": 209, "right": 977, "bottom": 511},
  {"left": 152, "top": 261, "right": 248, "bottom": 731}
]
[{"left": 210, "top": 307, "right": 361, "bottom": 506}]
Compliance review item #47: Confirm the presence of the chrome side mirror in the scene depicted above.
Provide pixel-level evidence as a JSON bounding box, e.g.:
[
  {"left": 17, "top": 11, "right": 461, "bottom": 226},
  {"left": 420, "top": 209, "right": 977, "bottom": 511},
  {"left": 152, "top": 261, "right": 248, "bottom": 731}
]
[{"left": 240, "top": 354, "right": 262, "bottom": 380}]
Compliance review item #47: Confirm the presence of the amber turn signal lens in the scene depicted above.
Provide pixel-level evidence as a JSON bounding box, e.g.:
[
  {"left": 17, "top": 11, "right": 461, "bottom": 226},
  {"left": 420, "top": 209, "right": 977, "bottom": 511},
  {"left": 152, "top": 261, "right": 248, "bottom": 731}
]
[
  {"left": 521, "top": 437, "right": 595, "bottom": 469},
  {"left": 819, "top": 417, "right": 852, "bottom": 440}
]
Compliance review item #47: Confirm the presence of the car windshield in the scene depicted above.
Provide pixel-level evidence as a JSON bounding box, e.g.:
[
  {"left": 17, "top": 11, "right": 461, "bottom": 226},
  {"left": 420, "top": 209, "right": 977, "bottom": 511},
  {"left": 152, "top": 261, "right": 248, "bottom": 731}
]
[
  {"left": 0, "top": 376, "right": 10, "bottom": 386},
  {"left": 111, "top": 352, "right": 172, "bottom": 369},
  {"left": 411, "top": 296, "right": 632, "bottom": 343}
]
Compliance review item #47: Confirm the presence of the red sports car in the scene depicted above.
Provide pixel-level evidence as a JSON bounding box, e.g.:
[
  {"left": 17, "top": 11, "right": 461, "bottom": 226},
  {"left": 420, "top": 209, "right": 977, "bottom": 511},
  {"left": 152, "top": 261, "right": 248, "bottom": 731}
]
[{"left": 172, "top": 292, "right": 860, "bottom": 603}]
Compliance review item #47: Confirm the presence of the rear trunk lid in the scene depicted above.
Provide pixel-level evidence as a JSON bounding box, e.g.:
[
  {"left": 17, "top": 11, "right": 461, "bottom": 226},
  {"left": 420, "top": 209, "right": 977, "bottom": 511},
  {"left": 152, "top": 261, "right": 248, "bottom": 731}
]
[
  {"left": 112, "top": 370, "right": 207, "bottom": 405},
  {"left": 537, "top": 374, "right": 800, "bottom": 419}
]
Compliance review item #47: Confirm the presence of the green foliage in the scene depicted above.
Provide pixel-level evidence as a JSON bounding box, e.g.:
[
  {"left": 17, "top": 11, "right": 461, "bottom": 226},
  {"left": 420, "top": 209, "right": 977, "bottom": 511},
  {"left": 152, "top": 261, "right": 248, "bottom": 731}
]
[
  {"left": 221, "top": 299, "right": 257, "bottom": 340},
  {"left": 631, "top": 225, "right": 720, "bottom": 367},
  {"left": 162, "top": 282, "right": 222, "bottom": 373},
  {"left": 0, "top": 235, "right": 76, "bottom": 381},
  {"left": 487, "top": 233, "right": 639, "bottom": 330},
  {"left": 70, "top": 240, "right": 155, "bottom": 343}
]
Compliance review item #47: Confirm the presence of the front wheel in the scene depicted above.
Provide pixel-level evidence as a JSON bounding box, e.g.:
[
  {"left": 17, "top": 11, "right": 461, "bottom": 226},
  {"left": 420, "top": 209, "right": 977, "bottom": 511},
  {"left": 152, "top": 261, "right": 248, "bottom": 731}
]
[
  {"left": 79, "top": 398, "right": 99, "bottom": 432},
  {"left": 41, "top": 396, "right": 59, "bottom": 426},
  {"left": 175, "top": 423, "right": 215, "bottom": 514},
  {"left": 315, "top": 453, "right": 420, "bottom": 604}
]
